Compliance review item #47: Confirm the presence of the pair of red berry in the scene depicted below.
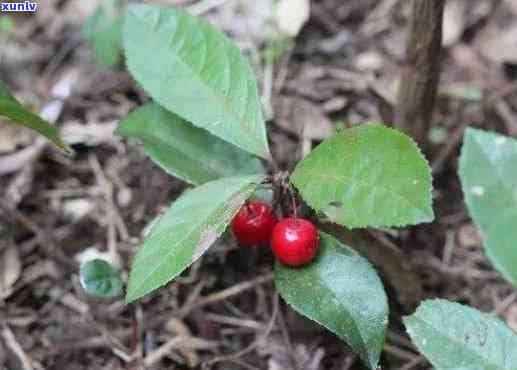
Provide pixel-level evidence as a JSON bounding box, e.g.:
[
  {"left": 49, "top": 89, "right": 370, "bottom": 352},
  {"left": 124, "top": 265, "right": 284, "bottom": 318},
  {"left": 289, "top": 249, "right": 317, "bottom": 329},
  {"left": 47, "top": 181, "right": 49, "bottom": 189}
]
[{"left": 231, "top": 201, "right": 319, "bottom": 267}]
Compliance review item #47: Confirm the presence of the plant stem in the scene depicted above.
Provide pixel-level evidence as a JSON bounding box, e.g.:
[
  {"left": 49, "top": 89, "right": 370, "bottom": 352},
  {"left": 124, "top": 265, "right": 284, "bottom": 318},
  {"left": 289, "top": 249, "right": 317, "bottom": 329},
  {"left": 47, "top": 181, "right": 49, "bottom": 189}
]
[
  {"left": 289, "top": 186, "right": 298, "bottom": 219},
  {"left": 244, "top": 200, "right": 253, "bottom": 214},
  {"left": 396, "top": 0, "right": 445, "bottom": 147}
]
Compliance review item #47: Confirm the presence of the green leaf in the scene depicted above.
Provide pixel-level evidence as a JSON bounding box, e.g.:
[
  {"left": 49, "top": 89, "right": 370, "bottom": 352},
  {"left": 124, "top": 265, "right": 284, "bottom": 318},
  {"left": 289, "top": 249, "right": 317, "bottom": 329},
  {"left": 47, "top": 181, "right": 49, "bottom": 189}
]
[
  {"left": 82, "top": 0, "right": 123, "bottom": 66},
  {"left": 291, "top": 124, "right": 434, "bottom": 228},
  {"left": 117, "top": 103, "right": 264, "bottom": 185},
  {"left": 0, "top": 16, "right": 15, "bottom": 34},
  {"left": 405, "top": 299, "right": 517, "bottom": 370},
  {"left": 459, "top": 128, "right": 517, "bottom": 285},
  {"left": 275, "top": 232, "right": 388, "bottom": 369},
  {"left": 80, "top": 259, "right": 123, "bottom": 299},
  {"left": 123, "top": 4, "right": 271, "bottom": 159},
  {"left": 0, "top": 80, "right": 72, "bottom": 155},
  {"left": 126, "top": 174, "right": 264, "bottom": 303}
]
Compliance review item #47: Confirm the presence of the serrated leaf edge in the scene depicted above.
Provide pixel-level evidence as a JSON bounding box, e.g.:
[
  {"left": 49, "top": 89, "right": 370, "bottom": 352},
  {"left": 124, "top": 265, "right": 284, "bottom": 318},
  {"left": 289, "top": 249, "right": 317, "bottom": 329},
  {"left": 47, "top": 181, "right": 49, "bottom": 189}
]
[
  {"left": 125, "top": 175, "right": 264, "bottom": 303},
  {"left": 123, "top": 4, "right": 271, "bottom": 160},
  {"left": 293, "top": 124, "right": 434, "bottom": 229}
]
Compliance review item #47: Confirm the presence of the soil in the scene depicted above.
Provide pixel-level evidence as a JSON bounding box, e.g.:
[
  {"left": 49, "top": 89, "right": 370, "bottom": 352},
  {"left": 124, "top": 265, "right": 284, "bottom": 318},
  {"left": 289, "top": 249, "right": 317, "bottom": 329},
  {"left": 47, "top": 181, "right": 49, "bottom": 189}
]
[{"left": 1, "top": 1, "right": 517, "bottom": 369}]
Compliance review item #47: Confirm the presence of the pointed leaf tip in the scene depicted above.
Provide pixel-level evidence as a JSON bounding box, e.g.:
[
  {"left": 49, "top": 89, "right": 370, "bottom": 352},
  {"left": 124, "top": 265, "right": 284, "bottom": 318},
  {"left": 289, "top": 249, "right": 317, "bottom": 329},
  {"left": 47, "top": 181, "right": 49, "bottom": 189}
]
[
  {"left": 275, "top": 232, "right": 388, "bottom": 368},
  {"left": 123, "top": 4, "right": 271, "bottom": 159}
]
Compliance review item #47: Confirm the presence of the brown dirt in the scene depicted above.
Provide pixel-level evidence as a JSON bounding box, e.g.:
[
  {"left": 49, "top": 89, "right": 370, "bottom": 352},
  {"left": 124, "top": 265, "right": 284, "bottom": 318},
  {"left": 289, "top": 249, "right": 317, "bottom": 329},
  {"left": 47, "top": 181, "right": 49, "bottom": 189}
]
[{"left": 1, "top": 1, "right": 517, "bottom": 369}]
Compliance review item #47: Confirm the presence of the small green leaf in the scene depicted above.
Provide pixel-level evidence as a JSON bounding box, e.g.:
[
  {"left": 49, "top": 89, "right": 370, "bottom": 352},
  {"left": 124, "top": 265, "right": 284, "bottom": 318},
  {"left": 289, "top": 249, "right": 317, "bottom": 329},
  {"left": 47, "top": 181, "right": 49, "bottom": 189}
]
[
  {"left": 126, "top": 174, "right": 264, "bottom": 303},
  {"left": 82, "top": 0, "right": 123, "bottom": 66},
  {"left": 117, "top": 103, "right": 264, "bottom": 185},
  {"left": 0, "top": 16, "right": 15, "bottom": 34},
  {"left": 0, "top": 80, "right": 72, "bottom": 155},
  {"left": 80, "top": 259, "right": 123, "bottom": 299},
  {"left": 123, "top": 4, "right": 271, "bottom": 159},
  {"left": 405, "top": 299, "right": 517, "bottom": 370},
  {"left": 459, "top": 128, "right": 517, "bottom": 285},
  {"left": 275, "top": 232, "right": 388, "bottom": 369},
  {"left": 292, "top": 124, "right": 434, "bottom": 228}
]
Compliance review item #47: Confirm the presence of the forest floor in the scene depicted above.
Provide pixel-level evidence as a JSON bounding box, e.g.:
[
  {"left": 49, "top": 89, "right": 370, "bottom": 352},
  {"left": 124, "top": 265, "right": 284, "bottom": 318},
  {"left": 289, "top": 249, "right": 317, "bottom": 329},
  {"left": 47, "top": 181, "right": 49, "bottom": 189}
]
[{"left": 1, "top": 0, "right": 517, "bottom": 369}]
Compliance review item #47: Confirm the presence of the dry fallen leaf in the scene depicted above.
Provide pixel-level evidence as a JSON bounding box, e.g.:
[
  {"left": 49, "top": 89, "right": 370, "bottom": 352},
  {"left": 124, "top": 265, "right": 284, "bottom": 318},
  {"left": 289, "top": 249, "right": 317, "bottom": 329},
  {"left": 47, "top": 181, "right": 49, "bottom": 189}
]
[
  {"left": 206, "top": 0, "right": 274, "bottom": 46},
  {"left": 355, "top": 51, "right": 384, "bottom": 72},
  {"left": 61, "top": 121, "right": 118, "bottom": 146},
  {"left": 165, "top": 318, "right": 200, "bottom": 367},
  {"left": 5, "top": 164, "right": 34, "bottom": 207},
  {"left": 476, "top": 20, "right": 517, "bottom": 64},
  {"left": 0, "top": 139, "right": 45, "bottom": 176},
  {"left": 62, "top": 198, "right": 96, "bottom": 221},
  {"left": 62, "top": 0, "right": 102, "bottom": 24},
  {"left": 258, "top": 334, "right": 324, "bottom": 370},
  {"left": 457, "top": 223, "right": 483, "bottom": 248},
  {"left": 1, "top": 325, "right": 34, "bottom": 370},
  {"left": 0, "top": 245, "right": 21, "bottom": 299},
  {"left": 274, "top": 96, "right": 334, "bottom": 140},
  {"left": 443, "top": 0, "right": 465, "bottom": 47},
  {"left": 275, "top": 0, "right": 310, "bottom": 37},
  {"left": 0, "top": 122, "right": 34, "bottom": 153}
]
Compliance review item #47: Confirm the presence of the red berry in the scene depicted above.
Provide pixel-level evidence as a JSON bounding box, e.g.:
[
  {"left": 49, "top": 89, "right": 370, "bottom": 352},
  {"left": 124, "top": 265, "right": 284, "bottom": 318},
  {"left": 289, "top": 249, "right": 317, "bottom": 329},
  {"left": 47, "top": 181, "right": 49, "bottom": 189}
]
[
  {"left": 271, "top": 218, "right": 319, "bottom": 267},
  {"left": 231, "top": 201, "right": 278, "bottom": 247}
]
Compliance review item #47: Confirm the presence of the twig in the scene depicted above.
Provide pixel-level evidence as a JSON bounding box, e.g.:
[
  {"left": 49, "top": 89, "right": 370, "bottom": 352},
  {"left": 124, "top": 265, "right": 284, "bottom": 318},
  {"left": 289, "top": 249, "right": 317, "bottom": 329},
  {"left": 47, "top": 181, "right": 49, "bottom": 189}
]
[
  {"left": 494, "top": 100, "right": 517, "bottom": 136},
  {"left": 274, "top": 48, "right": 294, "bottom": 92},
  {"left": 166, "top": 318, "right": 202, "bottom": 367},
  {"left": 0, "top": 201, "right": 75, "bottom": 269},
  {"left": 203, "top": 313, "right": 263, "bottom": 330},
  {"left": 493, "top": 291, "right": 517, "bottom": 316},
  {"left": 189, "top": 273, "right": 274, "bottom": 311},
  {"left": 222, "top": 359, "right": 262, "bottom": 370},
  {"left": 341, "top": 354, "right": 357, "bottom": 370},
  {"left": 262, "top": 59, "right": 274, "bottom": 120},
  {"left": 203, "top": 293, "right": 279, "bottom": 368},
  {"left": 485, "top": 81, "right": 517, "bottom": 106},
  {"left": 143, "top": 336, "right": 217, "bottom": 367},
  {"left": 89, "top": 154, "right": 121, "bottom": 265},
  {"left": 42, "top": 36, "right": 81, "bottom": 80},
  {"left": 178, "top": 278, "right": 211, "bottom": 317},
  {"left": 187, "top": 0, "right": 233, "bottom": 15},
  {"left": 276, "top": 300, "right": 301, "bottom": 370},
  {"left": 0, "top": 139, "right": 45, "bottom": 176},
  {"left": 131, "top": 304, "right": 142, "bottom": 358},
  {"left": 1, "top": 324, "right": 34, "bottom": 370}
]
